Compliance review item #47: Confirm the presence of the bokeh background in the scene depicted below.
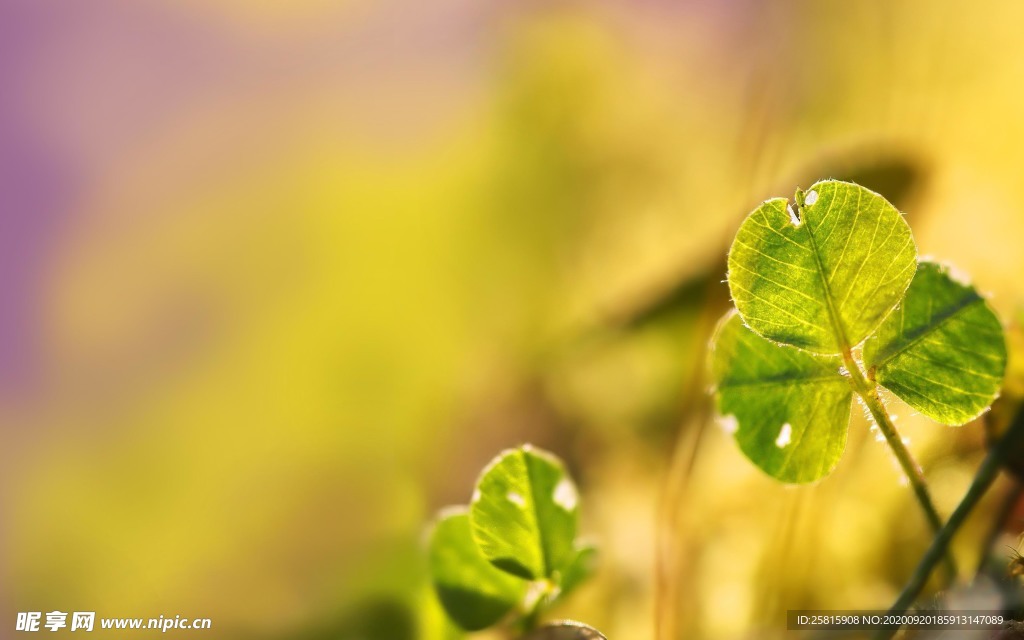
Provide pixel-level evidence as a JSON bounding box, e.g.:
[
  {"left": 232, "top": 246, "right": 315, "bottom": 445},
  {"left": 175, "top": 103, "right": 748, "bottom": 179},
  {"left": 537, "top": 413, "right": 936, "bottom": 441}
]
[{"left": 6, "top": 1, "right": 1024, "bottom": 638}]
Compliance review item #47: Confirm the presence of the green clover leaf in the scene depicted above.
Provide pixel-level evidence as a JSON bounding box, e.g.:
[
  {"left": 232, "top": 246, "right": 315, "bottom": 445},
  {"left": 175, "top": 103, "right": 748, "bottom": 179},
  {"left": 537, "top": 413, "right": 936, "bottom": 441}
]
[
  {"left": 864, "top": 261, "right": 1007, "bottom": 425},
  {"left": 728, "top": 180, "right": 916, "bottom": 354},
  {"left": 469, "top": 446, "right": 578, "bottom": 580},
  {"left": 711, "top": 312, "right": 852, "bottom": 483},
  {"left": 428, "top": 509, "right": 527, "bottom": 631},
  {"left": 713, "top": 181, "right": 1005, "bottom": 484}
]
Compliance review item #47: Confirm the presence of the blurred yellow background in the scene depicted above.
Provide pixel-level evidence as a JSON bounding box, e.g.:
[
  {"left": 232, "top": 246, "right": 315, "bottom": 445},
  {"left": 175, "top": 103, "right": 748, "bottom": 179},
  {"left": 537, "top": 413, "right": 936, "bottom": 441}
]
[{"left": 5, "top": 1, "right": 1024, "bottom": 638}]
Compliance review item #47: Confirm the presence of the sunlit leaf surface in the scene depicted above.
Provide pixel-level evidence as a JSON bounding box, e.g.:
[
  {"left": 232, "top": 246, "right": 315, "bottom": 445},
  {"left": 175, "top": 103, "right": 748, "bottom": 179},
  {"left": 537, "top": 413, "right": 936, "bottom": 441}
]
[
  {"left": 728, "top": 180, "right": 916, "bottom": 354},
  {"left": 711, "top": 312, "right": 852, "bottom": 483},
  {"left": 428, "top": 510, "right": 526, "bottom": 631},
  {"left": 469, "top": 446, "right": 578, "bottom": 580},
  {"left": 864, "top": 261, "right": 1007, "bottom": 425}
]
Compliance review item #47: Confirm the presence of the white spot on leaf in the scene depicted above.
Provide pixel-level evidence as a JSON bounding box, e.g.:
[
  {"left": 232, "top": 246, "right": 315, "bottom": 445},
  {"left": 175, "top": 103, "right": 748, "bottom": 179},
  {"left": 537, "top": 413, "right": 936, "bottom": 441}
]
[
  {"left": 507, "top": 491, "right": 526, "bottom": 507},
  {"left": 775, "top": 423, "right": 792, "bottom": 448},
  {"left": 787, "top": 204, "right": 801, "bottom": 227},
  {"left": 472, "top": 488, "right": 481, "bottom": 503},
  {"left": 804, "top": 190, "right": 818, "bottom": 205},
  {"left": 718, "top": 414, "right": 739, "bottom": 434},
  {"left": 553, "top": 479, "right": 578, "bottom": 511}
]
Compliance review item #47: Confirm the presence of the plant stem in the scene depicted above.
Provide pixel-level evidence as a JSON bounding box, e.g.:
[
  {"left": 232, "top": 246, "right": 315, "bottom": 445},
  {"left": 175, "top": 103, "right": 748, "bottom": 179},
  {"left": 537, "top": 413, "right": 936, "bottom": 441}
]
[
  {"left": 841, "top": 349, "right": 957, "bottom": 580},
  {"left": 872, "top": 410, "right": 1024, "bottom": 640},
  {"left": 517, "top": 580, "right": 555, "bottom": 634}
]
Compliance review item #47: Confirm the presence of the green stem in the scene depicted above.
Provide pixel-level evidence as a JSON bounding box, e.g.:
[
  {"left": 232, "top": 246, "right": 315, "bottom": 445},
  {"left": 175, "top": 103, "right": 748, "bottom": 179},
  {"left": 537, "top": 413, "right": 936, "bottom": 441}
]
[
  {"left": 872, "top": 411, "right": 1024, "bottom": 640},
  {"left": 842, "top": 350, "right": 957, "bottom": 581},
  {"left": 516, "top": 580, "right": 554, "bottom": 634}
]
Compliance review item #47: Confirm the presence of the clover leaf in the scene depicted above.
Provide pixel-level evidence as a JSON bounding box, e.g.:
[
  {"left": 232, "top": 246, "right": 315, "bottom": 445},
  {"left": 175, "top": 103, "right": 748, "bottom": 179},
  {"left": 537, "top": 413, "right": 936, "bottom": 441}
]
[
  {"left": 428, "top": 509, "right": 527, "bottom": 631},
  {"left": 427, "top": 445, "right": 598, "bottom": 635},
  {"left": 863, "top": 261, "right": 1007, "bottom": 425},
  {"left": 711, "top": 312, "right": 852, "bottom": 483},
  {"left": 712, "top": 180, "right": 1006, "bottom": 484},
  {"left": 728, "top": 179, "right": 916, "bottom": 354},
  {"left": 469, "top": 446, "right": 578, "bottom": 580}
]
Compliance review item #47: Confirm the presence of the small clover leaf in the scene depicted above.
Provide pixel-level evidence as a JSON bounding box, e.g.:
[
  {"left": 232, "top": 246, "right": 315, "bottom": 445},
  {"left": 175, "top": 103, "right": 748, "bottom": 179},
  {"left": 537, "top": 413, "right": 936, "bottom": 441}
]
[
  {"left": 711, "top": 312, "right": 852, "bottom": 483},
  {"left": 863, "top": 261, "right": 1007, "bottom": 425},
  {"left": 428, "top": 509, "right": 527, "bottom": 631},
  {"left": 427, "top": 445, "right": 599, "bottom": 636},
  {"left": 470, "top": 445, "right": 578, "bottom": 580},
  {"left": 728, "top": 180, "right": 917, "bottom": 354}
]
